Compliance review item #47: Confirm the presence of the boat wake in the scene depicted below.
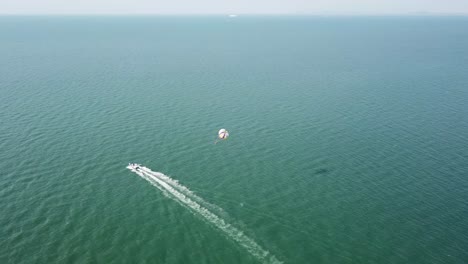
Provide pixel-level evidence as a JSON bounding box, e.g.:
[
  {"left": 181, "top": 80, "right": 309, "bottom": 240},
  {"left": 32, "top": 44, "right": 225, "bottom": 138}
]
[{"left": 127, "top": 164, "right": 281, "bottom": 264}]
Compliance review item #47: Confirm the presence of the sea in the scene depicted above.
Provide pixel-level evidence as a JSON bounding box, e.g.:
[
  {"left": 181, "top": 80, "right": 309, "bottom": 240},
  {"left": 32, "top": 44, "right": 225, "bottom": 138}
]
[{"left": 1, "top": 16, "right": 468, "bottom": 264}]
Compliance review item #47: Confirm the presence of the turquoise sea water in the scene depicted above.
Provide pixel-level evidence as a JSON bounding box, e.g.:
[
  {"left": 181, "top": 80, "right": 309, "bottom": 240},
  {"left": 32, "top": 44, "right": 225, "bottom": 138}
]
[{"left": 1, "top": 16, "right": 468, "bottom": 263}]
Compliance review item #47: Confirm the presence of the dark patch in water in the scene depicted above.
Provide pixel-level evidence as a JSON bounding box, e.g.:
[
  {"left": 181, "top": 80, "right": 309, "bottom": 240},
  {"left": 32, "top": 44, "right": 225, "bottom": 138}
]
[{"left": 315, "top": 168, "right": 329, "bottom": 175}]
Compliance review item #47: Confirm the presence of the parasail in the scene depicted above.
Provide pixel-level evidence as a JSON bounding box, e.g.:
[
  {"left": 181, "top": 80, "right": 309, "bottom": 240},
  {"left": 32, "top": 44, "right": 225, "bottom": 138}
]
[
  {"left": 215, "top": 129, "right": 229, "bottom": 144},
  {"left": 218, "top": 129, "right": 229, "bottom": 139}
]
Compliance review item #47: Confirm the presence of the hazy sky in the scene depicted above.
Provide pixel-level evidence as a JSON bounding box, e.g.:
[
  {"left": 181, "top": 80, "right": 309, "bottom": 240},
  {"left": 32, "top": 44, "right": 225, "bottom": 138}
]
[{"left": 1, "top": 0, "right": 468, "bottom": 15}]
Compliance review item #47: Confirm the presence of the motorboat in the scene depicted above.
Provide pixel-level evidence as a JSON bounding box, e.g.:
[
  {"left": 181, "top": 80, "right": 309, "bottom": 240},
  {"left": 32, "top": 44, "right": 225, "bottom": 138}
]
[{"left": 127, "top": 163, "right": 142, "bottom": 172}]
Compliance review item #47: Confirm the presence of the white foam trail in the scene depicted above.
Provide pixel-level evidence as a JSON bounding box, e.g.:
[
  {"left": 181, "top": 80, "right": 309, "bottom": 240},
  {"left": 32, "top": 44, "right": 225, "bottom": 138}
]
[
  {"left": 129, "top": 166, "right": 281, "bottom": 264},
  {"left": 140, "top": 167, "right": 195, "bottom": 196},
  {"left": 140, "top": 167, "right": 228, "bottom": 217}
]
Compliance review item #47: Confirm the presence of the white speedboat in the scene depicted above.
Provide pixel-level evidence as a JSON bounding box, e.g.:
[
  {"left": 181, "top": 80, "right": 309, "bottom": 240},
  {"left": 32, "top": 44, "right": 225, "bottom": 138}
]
[{"left": 127, "top": 163, "right": 142, "bottom": 172}]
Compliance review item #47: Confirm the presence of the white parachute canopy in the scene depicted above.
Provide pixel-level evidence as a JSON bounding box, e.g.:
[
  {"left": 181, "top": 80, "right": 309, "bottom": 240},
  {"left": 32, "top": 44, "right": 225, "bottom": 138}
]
[{"left": 218, "top": 128, "right": 229, "bottom": 140}]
